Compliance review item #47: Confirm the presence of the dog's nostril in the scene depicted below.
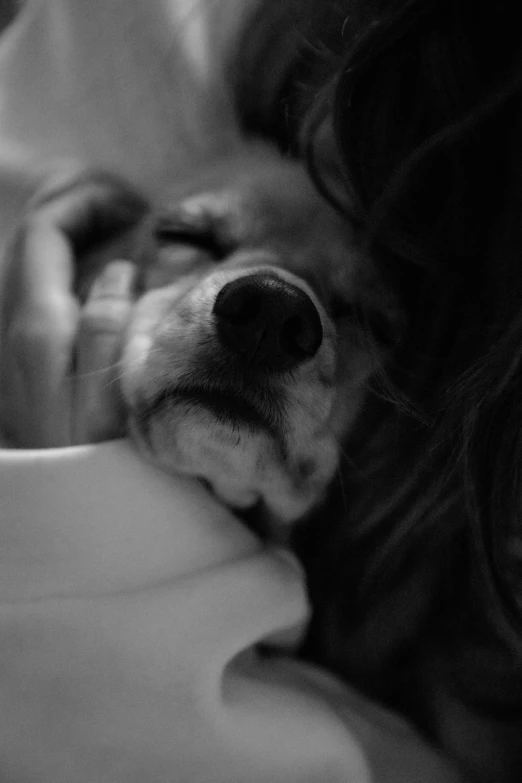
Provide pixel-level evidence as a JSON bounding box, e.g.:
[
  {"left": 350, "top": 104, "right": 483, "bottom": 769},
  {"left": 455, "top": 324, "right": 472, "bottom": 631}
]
[
  {"left": 281, "top": 314, "right": 317, "bottom": 357},
  {"left": 213, "top": 273, "right": 323, "bottom": 371}
]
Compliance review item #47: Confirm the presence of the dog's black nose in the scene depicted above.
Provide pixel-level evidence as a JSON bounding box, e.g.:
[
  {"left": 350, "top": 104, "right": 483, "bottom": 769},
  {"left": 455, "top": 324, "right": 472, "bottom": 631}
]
[{"left": 213, "top": 273, "right": 323, "bottom": 371}]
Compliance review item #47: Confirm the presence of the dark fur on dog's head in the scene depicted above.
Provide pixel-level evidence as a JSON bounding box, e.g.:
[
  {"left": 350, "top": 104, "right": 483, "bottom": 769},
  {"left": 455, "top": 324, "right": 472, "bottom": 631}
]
[{"left": 119, "top": 146, "right": 395, "bottom": 530}]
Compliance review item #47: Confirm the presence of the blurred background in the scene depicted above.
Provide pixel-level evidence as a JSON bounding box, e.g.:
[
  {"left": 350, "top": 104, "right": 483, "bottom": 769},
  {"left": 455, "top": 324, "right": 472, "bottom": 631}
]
[{"left": 0, "top": 0, "right": 20, "bottom": 33}]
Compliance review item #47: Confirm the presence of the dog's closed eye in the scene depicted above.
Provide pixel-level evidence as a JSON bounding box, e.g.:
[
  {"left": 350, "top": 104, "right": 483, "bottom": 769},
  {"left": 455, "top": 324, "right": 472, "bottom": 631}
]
[
  {"left": 155, "top": 216, "right": 229, "bottom": 261},
  {"left": 154, "top": 191, "right": 248, "bottom": 263}
]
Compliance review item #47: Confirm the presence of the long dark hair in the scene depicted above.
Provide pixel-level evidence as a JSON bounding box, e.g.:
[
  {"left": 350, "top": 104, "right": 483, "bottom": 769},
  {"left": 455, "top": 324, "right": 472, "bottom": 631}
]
[
  {"left": 324, "top": 0, "right": 522, "bottom": 657},
  {"left": 232, "top": 0, "right": 522, "bottom": 775}
]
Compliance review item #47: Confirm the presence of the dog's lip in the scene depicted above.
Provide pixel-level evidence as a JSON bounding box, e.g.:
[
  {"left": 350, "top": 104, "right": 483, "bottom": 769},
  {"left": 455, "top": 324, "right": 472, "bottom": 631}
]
[{"left": 143, "top": 383, "right": 278, "bottom": 435}]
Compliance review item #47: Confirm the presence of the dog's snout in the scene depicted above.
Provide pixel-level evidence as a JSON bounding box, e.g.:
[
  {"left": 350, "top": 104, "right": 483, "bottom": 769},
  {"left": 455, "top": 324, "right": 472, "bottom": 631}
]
[{"left": 212, "top": 273, "right": 323, "bottom": 371}]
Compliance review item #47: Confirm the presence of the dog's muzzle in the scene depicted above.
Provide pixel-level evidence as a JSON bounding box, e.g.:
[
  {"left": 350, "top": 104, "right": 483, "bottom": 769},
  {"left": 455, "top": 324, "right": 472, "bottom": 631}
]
[{"left": 213, "top": 272, "right": 323, "bottom": 372}]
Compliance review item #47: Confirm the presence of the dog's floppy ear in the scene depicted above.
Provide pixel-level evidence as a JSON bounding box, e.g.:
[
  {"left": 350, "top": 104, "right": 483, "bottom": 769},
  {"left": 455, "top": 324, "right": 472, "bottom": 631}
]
[{"left": 302, "top": 117, "right": 363, "bottom": 221}]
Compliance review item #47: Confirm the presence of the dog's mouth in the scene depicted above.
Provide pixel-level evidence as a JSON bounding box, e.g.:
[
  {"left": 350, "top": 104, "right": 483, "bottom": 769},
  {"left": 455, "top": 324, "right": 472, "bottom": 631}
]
[
  {"left": 143, "top": 383, "right": 281, "bottom": 438},
  {"left": 121, "top": 258, "right": 346, "bottom": 523}
]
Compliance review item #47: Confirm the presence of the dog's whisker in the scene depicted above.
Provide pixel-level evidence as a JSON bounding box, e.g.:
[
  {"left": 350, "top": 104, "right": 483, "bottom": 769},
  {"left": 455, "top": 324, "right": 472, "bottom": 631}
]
[
  {"left": 359, "top": 488, "right": 461, "bottom": 592},
  {"left": 337, "top": 443, "right": 360, "bottom": 474},
  {"left": 335, "top": 463, "right": 349, "bottom": 515},
  {"left": 73, "top": 360, "right": 123, "bottom": 382}
]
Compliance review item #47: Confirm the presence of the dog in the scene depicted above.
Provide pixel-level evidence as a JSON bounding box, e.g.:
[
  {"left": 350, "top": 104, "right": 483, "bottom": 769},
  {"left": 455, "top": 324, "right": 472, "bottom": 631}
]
[{"left": 107, "top": 144, "right": 393, "bottom": 532}]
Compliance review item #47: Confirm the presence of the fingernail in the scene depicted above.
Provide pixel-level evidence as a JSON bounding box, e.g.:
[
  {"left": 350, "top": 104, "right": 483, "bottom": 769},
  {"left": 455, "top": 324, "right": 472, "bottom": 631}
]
[{"left": 88, "top": 260, "right": 137, "bottom": 300}]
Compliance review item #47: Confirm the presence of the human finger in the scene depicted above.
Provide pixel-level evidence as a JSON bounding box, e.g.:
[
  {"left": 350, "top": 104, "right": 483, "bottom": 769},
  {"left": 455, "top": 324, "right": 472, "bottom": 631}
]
[
  {"left": 29, "top": 169, "right": 148, "bottom": 250},
  {"left": 73, "top": 260, "right": 138, "bottom": 444}
]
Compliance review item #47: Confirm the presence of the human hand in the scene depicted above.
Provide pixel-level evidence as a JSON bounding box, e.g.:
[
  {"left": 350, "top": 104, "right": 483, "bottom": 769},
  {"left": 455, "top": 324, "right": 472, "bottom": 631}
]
[{"left": 0, "top": 170, "right": 148, "bottom": 447}]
